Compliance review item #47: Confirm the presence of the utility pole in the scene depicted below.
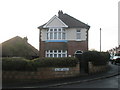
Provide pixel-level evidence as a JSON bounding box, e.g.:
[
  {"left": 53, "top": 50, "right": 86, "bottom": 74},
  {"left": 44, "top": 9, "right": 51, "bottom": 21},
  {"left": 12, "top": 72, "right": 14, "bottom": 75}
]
[
  {"left": 39, "top": 29, "right": 42, "bottom": 57},
  {"left": 100, "top": 28, "right": 101, "bottom": 52}
]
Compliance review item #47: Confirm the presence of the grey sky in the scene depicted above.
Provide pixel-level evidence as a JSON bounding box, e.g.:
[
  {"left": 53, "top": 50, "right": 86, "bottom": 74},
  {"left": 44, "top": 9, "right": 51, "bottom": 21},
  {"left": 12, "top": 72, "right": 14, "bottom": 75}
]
[{"left": 0, "top": 0, "right": 119, "bottom": 51}]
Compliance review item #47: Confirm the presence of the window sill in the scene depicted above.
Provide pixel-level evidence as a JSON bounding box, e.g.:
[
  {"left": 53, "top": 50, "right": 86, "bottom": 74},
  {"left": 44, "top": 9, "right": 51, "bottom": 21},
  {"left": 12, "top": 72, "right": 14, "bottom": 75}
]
[
  {"left": 45, "top": 40, "right": 68, "bottom": 42},
  {"left": 76, "top": 39, "right": 86, "bottom": 41}
]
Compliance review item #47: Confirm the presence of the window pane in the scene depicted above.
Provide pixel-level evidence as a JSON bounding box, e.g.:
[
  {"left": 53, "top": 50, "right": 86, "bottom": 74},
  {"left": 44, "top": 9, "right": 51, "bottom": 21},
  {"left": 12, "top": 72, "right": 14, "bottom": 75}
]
[
  {"left": 77, "top": 33, "right": 81, "bottom": 39},
  {"left": 54, "top": 54, "right": 57, "bottom": 57},
  {"left": 50, "top": 54, "right": 53, "bottom": 57},
  {"left": 58, "top": 54, "right": 61, "bottom": 57},
  {"left": 47, "top": 54, "right": 49, "bottom": 57},
  {"left": 58, "top": 50, "right": 61, "bottom": 53},
  {"left": 50, "top": 50, "right": 53, "bottom": 53},
  {"left": 54, "top": 29, "right": 57, "bottom": 32},
  {"left": 58, "top": 29, "right": 61, "bottom": 32},
  {"left": 62, "top": 33, "right": 66, "bottom": 39},
  {"left": 58, "top": 32, "right": 61, "bottom": 39},
  {"left": 50, "top": 29, "right": 53, "bottom": 32},
  {"left": 54, "top": 32, "right": 57, "bottom": 39},
  {"left": 50, "top": 33, "right": 53, "bottom": 39},
  {"left": 62, "top": 54, "right": 66, "bottom": 57},
  {"left": 54, "top": 50, "right": 57, "bottom": 53},
  {"left": 77, "top": 30, "right": 81, "bottom": 32}
]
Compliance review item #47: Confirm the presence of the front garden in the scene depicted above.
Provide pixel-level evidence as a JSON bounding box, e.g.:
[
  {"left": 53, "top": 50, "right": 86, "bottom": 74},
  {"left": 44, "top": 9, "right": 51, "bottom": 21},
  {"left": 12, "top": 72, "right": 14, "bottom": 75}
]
[
  {"left": 2, "top": 51, "right": 110, "bottom": 71},
  {"left": 2, "top": 51, "right": 110, "bottom": 82}
]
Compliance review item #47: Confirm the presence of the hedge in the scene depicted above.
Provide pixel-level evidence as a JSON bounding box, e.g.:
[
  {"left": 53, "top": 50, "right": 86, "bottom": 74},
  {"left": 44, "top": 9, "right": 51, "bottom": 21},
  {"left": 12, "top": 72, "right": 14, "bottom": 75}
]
[
  {"left": 2, "top": 57, "right": 37, "bottom": 71},
  {"left": 82, "top": 51, "right": 110, "bottom": 66},
  {"left": 2, "top": 57, "right": 79, "bottom": 71},
  {"left": 2, "top": 51, "right": 110, "bottom": 71},
  {"left": 34, "top": 57, "right": 79, "bottom": 67}
]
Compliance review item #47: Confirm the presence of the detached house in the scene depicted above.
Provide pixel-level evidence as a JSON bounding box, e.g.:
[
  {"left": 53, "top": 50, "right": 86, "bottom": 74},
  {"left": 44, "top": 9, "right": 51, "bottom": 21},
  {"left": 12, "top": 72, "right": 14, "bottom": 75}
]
[
  {"left": 38, "top": 11, "right": 90, "bottom": 57},
  {"left": 1, "top": 36, "right": 39, "bottom": 59}
]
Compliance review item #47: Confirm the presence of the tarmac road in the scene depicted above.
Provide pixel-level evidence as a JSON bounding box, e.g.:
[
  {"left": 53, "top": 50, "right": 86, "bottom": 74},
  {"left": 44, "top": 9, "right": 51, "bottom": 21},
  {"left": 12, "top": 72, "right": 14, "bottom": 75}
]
[{"left": 53, "top": 74, "right": 120, "bottom": 88}]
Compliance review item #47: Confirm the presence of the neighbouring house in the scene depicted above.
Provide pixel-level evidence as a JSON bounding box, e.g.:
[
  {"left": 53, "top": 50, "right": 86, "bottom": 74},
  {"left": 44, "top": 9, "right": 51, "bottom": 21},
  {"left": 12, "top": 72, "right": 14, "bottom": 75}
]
[
  {"left": 108, "top": 45, "right": 120, "bottom": 56},
  {"left": 38, "top": 10, "right": 90, "bottom": 57},
  {"left": 1, "top": 36, "right": 39, "bottom": 59}
]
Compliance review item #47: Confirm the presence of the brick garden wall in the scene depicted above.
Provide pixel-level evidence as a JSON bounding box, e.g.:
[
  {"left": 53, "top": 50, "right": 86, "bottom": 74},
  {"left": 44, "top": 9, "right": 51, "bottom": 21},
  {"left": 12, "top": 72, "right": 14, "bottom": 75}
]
[
  {"left": 88, "top": 62, "right": 108, "bottom": 74},
  {"left": 2, "top": 62, "right": 108, "bottom": 82},
  {"left": 2, "top": 64, "right": 80, "bottom": 81}
]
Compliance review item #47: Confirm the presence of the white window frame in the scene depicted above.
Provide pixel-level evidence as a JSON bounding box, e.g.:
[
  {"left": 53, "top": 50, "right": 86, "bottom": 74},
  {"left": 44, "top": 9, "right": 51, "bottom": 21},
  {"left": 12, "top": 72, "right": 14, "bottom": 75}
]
[
  {"left": 46, "top": 50, "right": 67, "bottom": 57},
  {"left": 76, "top": 29, "right": 81, "bottom": 40},
  {"left": 47, "top": 28, "right": 66, "bottom": 40}
]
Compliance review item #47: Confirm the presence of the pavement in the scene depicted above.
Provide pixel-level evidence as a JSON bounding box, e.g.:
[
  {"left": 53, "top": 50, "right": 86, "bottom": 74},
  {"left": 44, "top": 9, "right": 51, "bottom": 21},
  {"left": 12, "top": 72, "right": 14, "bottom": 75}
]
[{"left": 2, "top": 62, "right": 120, "bottom": 89}]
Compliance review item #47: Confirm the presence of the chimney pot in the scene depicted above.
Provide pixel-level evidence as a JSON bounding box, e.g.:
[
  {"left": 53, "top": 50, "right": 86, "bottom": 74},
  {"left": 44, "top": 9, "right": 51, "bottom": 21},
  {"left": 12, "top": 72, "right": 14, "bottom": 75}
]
[{"left": 58, "top": 10, "right": 63, "bottom": 17}]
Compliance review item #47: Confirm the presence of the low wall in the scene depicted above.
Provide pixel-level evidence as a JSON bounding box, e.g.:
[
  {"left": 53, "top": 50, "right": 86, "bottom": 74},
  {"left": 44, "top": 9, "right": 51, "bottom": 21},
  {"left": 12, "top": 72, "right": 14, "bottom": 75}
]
[
  {"left": 2, "top": 63, "right": 80, "bottom": 82},
  {"left": 2, "top": 62, "right": 109, "bottom": 82},
  {"left": 88, "top": 62, "right": 108, "bottom": 74}
]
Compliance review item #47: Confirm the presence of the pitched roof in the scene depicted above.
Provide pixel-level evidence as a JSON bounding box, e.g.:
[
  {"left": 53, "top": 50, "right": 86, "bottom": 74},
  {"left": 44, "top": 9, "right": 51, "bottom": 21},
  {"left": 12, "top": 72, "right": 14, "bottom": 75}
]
[
  {"left": 1, "top": 36, "right": 39, "bottom": 59},
  {"left": 58, "top": 13, "right": 90, "bottom": 29},
  {"left": 38, "top": 11, "right": 90, "bottom": 29}
]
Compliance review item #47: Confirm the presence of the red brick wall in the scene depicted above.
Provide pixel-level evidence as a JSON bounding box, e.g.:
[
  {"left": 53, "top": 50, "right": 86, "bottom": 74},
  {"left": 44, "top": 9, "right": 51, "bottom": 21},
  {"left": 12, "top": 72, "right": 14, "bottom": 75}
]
[
  {"left": 39, "top": 41, "right": 88, "bottom": 57},
  {"left": 45, "top": 42, "right": 67, "bottom": 50},
  {"left": 67, "top": 41, "right": 88, "bottom": 57},
  {"left": 40, "top": 41, "right": 45, "bottom": 57}
]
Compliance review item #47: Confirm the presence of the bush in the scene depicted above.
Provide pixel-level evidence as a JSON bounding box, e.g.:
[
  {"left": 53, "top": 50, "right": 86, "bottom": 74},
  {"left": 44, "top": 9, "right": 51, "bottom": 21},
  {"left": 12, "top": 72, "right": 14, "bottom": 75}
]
[
  {"left": 2, "top": 57, "right": 79, "bottom": 71},
  {"left": 99, "top": 52, "right": 110, "bottom": 65},
  {"left": 2, "top": 57, "right": 37, "bottom": 71},
  {"left": 82, "top": 51, "right": 110, "bottom": 66},
  {"left": 34, "top": 57, "right": 79, "bottom": 67}
]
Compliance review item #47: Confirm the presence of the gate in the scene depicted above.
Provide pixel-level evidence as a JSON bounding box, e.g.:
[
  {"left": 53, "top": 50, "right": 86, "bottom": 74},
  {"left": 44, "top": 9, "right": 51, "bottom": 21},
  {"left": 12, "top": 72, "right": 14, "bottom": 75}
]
[{"left": 75, "top": 50, "right": 89, "bottom": 74}]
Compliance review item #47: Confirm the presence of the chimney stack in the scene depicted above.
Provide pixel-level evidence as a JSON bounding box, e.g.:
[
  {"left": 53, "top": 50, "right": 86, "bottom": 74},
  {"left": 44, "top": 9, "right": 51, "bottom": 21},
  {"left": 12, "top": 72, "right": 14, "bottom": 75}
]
[
  {"left": 58, "top": 10, "right": 63, "bottom": 17},
  {"left": 23, "top": 37, "right": 28, "bottom": 42}
]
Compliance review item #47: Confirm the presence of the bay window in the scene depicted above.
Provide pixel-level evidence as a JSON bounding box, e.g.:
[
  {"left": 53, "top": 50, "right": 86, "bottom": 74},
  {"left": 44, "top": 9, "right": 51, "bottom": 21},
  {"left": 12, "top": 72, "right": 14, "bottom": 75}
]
[
  {"left": 47, "top": 28, "right": 66, "bottom": 40},
  {"left": 46, "top": 50, "right": 67, "bottom": 57}
]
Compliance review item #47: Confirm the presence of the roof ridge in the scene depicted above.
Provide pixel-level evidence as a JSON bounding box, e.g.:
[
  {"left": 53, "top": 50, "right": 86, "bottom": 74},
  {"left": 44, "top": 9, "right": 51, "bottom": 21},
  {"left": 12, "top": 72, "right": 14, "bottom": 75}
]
[{"left": 2, "top": 36, "right": 22, "bottom": 44}]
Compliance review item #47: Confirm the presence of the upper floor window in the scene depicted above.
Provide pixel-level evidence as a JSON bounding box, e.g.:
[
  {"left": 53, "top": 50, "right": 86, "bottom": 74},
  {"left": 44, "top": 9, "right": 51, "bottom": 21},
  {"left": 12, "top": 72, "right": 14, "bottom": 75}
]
[
  {"left": 47, "top": 28, "right": 66, "bottom": 40},
  {"left": 76, "top": 29, "right": 81, "bottom": 40}
]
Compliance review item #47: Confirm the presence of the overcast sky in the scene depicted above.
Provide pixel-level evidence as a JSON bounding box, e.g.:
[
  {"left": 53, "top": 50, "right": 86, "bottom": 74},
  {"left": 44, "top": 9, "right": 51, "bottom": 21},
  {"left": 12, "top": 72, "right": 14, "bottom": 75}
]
[{"left": 0, "top": 0, "right": 119, "bottom": 51}]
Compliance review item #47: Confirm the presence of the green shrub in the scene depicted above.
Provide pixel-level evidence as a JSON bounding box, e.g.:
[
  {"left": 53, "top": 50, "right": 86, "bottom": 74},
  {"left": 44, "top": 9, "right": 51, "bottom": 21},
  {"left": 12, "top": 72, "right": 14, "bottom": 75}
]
[
  {"left": 34, "top": 57, "right": 79, "bottom": 67},
  {"left": 99, "top": 52, "right": 110, "bottom": 65},
  {"left": 2, "top": 57, "right": 37, "bottom": 71},
  {"left": 2, "top": 57, "right": 79, "bottom": 71},
  {"left": 82, "top": 51, "right": 110, "bottom": 66}
]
